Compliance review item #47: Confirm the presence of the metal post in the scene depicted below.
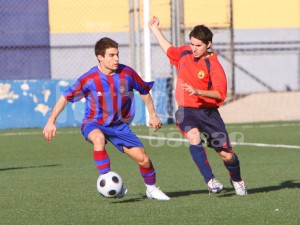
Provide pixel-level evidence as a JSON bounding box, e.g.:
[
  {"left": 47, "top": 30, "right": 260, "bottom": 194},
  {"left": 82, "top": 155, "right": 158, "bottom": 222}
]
[
  {"left": 179, "top": 0, "right": 185, "bottom": 45},
  {"left": 171, "top": 0, "right": 177, "bottom": 85},
  {"left": 171, "top": 0, "right": 176, "bottom": 46},
  {"left": 135, "top": 0, "right": 141, "bottom": 75},
  {"left": 129, "top": 0, "right": 136, "bottom": 68},
  {"left": 174, "top": 0, "right": 185, "bottom": 46},
  {"left": 175, "top": 0, "right": 180, "bottom": 46},
  {"left": 143, "top": 0, "right": 151, "bottom": 82},
  {"left": 229, "top": 0, "right": 235, "bottom": 96},
  {"left": 143, "top": 0, "right": 151, "bottom": 125},
  {"left": 298, "top": 50, "right": 300, "bottom": 90}
]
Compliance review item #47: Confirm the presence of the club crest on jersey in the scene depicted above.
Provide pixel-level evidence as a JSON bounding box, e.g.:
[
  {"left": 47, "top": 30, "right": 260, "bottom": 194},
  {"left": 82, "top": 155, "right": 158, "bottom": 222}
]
[
  {"left": 97, "top": 91, "right": 102, "bottom": 96},
  {"left": 120, "top": 86, "right": 125, "bottom": 94},
  {"left": 198, "top": 70, "right": 205, "bottom": 79}
]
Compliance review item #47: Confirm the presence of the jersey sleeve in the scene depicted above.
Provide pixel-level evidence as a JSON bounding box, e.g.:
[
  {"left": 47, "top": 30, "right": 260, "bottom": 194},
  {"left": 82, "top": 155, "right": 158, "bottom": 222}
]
[
  {"left": 210, "top": 62, "right": 227, "bottom": 102},
  {"left": 166, "top": 46, "right": 181, "bottom": 68},
  {"left": 131, "top": 70, "right": 154, "bottom": 95},
  {"left": 63, "top": 79, "right": 87, "bottom": 102}
]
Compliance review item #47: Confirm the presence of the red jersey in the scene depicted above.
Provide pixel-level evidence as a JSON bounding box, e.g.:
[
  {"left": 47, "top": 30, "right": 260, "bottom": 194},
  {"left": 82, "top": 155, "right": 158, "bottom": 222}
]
[{"left": 167, "top": 46, "right": 227, "bottom": 108}]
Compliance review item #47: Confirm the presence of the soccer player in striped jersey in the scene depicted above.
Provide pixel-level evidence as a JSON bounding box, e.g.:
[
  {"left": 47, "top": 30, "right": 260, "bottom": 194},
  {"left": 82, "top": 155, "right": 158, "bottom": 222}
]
[
  {"left": 43, "top": 37, "right": 170, "bottom": 200},
  {"left": 149, "top": 17, "right": 247, "bottom": 196}
]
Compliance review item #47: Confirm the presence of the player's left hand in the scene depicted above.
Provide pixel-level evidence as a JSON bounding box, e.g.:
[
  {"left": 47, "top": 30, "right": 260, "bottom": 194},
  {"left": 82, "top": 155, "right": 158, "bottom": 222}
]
[
  {"left": 181, "top": 83, "right": 198, "bottom": 96},
  {"left": 149, "top": 114, "right": 162, "bottom": 131},
  {"left": 43, "top": 122, "right": 57, "bottom": 142}
]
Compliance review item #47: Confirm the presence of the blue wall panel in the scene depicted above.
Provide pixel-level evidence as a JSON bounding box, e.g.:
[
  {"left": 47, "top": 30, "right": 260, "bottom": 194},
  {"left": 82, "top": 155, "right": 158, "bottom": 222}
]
[
  {"left": 0, "top": 79, "right": 163, "bottom": 130},
  {"left": 0, "top": 78, "right": 171, "bottom": 130},
  {"left": 0, "top": 0, "right": 50, "bottom": 80}
]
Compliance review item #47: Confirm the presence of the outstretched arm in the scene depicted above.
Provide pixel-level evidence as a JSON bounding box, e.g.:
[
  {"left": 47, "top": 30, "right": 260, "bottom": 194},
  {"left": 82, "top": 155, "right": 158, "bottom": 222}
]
[
  {"left": 43, "top": 96, "right": 68, "bottom": 141},
  {"left": 148, "top": 16, "right": 172, "bottom": 54},
  {"left": 140, "top": 93, "right": 162, "bottom": 131}
]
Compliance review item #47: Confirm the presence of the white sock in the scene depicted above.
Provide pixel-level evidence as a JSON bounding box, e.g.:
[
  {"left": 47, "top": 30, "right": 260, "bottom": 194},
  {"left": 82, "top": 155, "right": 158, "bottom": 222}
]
[{"left": 145, "top": 184, "right": 157, "bottom": 192}]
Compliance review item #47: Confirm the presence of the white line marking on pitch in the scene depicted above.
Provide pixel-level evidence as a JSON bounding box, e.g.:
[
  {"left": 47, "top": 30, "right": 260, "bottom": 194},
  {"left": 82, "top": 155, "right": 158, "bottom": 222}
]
[
  {"left": 137, "top": 135, "right": 300, "bottom": 149},
  {"left": 1, "top": 130, "right": 300, "bottom": 149}
]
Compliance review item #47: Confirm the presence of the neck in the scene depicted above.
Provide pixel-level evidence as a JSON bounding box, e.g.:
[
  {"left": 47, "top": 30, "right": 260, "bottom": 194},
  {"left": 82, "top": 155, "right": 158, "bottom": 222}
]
[{"left": 98, "top": 65, "right": 115, "bottom": 76}]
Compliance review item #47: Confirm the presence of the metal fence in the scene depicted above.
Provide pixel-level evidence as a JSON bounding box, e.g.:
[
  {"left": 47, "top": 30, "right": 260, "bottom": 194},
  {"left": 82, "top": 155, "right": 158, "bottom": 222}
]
[{"left": 1, "top": 0, "right": 299, "bottom": 94}]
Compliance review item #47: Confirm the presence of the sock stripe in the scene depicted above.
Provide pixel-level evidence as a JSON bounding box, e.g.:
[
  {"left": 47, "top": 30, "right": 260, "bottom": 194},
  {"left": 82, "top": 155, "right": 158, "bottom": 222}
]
[
  {"left": 139, "top": 161, "right": 156, "bottom": 185},
  {"left": 144, "top": 176, "right": 155, "bottom": 181},
  {"left": 140, "top": 170, "right": 156, "bottom": 178},
  {"left": 95, "top": 158, "right": 110, "bottom": 165},
  {"left": 143, "top": 173, "right": 156, "bottom": 180},
  {"left": 96, "top": 162, "right": 110, "bottom": 169},
  {"left": 98, "top": 167, "right": 110, "bottom": 174},
  {"left": 93, "top": 150, "right": 110, "bottom": 175}
]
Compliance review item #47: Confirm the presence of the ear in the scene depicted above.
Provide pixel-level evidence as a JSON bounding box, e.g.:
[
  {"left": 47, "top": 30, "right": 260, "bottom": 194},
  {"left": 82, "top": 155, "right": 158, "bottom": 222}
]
[
  {"left": 97, "top": 54, "right": 104, "bottom": 62},
  {"left": 207, "top": 41, "right": 212, "bottom": 49}
]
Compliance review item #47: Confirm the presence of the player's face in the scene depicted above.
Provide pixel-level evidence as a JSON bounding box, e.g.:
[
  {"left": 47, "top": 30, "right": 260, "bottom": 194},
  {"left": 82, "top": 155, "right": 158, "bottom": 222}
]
[
  {"left": 190, "top": 37, "right": 211, "bottom": 59},
  {"left": 98, "top": 48, "right": 119, "bottom": 75}
]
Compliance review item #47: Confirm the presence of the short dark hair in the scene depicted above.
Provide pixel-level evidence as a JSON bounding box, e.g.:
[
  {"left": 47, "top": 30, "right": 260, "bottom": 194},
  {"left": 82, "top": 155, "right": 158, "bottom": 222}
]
[
  {"left": 95, "top": 37, "right": 118, "bottom": 56},
  {"left": 189, "top": 25, "right": 213, "bottom": 45}
]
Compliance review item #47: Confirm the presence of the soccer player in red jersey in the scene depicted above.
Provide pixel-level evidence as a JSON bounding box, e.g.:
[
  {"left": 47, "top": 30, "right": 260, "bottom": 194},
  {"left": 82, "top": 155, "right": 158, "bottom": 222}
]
[
  {"left": 149, "top": 17, "right": 247, "bottom": 195},
  {"left": 43, "top": 37, "right": 170, "bottom": 200}
]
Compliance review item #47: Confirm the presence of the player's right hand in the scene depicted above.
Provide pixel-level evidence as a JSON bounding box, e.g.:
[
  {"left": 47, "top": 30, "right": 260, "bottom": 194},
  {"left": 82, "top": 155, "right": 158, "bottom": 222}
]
[
  {"left": 43, "top": 123, "right": 57, "bottom": 142},
  {"left": 148, "top": 16, "right": 160, "bottom": 29}
]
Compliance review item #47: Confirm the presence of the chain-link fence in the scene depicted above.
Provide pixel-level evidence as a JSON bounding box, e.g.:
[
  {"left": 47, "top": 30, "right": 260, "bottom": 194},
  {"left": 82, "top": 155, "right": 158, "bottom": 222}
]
[
  {"left": 0, "top": 1, "right": 232, "bottom": 78},
  {"left": 1, "top": 0, "right": 299, "bottom": 92}
]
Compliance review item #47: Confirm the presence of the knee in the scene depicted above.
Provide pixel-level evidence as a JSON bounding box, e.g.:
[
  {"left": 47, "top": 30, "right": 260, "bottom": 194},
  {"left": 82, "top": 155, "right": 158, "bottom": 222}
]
[
  {"left": 219, "top": 151, "right": 234, "bottom": 164},
  {"left": 89, "top": 132, "right": 106, "bottom": 149},
  {"left": 138, "top": 155, "right": 151, "bottom": 168},
  {"left": 187, "top": 129, "right": 201, "bottom": 145}
]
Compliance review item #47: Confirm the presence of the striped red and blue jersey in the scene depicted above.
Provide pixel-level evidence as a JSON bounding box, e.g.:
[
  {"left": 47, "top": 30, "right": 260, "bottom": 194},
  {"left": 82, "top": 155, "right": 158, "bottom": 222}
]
[{"left": 63, "top": 64, "right": 153, "bottom": 127}]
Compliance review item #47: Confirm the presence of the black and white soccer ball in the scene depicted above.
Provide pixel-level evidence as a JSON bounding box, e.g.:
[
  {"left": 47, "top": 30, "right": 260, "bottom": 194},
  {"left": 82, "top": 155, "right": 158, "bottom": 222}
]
[{"left": 96, "top": 171, "right": 123, "bottom": 198}]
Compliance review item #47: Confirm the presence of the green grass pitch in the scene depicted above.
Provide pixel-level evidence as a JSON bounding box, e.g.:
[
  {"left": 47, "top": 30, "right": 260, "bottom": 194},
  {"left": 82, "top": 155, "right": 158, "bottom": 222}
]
[{"left": 0, "top": 121, "right": 299, "bottom": 225}]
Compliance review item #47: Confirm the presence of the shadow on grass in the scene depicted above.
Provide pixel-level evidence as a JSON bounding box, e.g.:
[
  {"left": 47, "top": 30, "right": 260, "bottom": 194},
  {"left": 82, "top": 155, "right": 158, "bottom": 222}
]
[
  {"left": 111, "top": 196, "right": 146, "bottom": 203},
  {"left": 105, "top": 180, "right": 300, "bottom": 203},
  {"left": 164, "top": 185, "right": 240, "bottom": 198},
  {"left": 249, "top": 180, "right": 300, "bottom": 193},
  {"left": 218, "top": 180, "right": 300, "bottom": 197},
  {"left": 166, "top": 188, "right": 232, "bottom": 198},
  {"left": 112, "top": 188, "right": 234, "bottom": 203},
  {"left": 115, "top": 180, "right": 300, "bottom": 201},
  {"left": 0, "top": 164, "right": 61, "bottom": 172}
]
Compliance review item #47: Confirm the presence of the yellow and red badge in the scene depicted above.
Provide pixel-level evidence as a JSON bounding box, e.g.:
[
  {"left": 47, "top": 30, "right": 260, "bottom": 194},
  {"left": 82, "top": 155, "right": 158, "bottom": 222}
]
[{"left": 197, "top": 70, "right": 205, "bottom": 79}]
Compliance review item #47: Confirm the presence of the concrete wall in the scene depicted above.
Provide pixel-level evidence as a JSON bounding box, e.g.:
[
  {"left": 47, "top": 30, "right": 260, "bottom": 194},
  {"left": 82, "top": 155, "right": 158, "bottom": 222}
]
[{"left": 219, "top": 92, "right": 300, "bottom": 123}]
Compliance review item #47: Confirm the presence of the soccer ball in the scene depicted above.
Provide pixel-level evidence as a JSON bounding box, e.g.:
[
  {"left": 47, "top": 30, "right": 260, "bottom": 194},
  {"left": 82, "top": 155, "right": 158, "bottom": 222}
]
[{"left": 96, "top": 171, "right": 123, "bottom": 198}]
